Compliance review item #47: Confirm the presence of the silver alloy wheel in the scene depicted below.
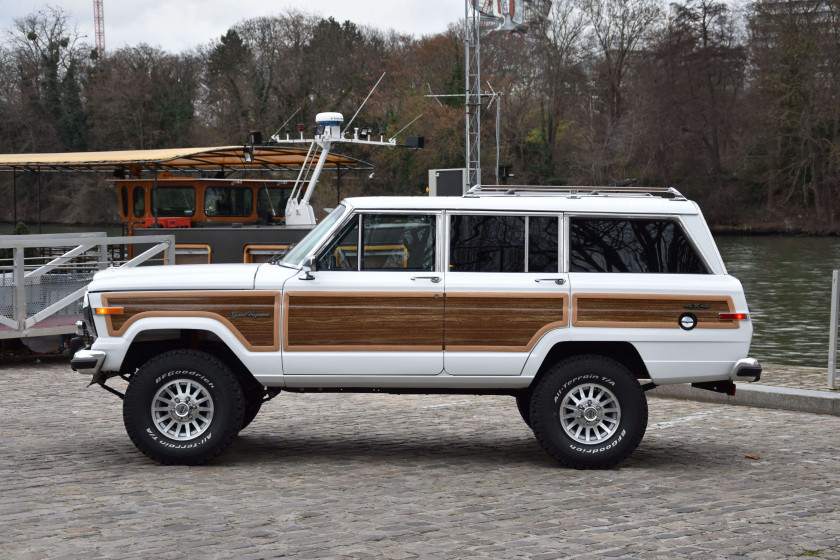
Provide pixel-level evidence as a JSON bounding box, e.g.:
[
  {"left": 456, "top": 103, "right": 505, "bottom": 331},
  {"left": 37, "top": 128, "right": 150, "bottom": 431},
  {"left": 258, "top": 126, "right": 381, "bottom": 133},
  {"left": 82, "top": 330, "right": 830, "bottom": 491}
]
[
  {"left": 151, "top": 378, "right": 215, "bottom": 441},
  {"left": 559, "top": 383, "right": 621, "bottom": 445}
]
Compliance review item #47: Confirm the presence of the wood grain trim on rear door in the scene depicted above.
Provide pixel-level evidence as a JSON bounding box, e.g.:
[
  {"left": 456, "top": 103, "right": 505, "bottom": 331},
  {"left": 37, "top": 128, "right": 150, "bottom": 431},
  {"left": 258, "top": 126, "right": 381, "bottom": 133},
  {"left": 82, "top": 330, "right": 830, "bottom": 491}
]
[
  {"left": 572, "top": 293, "right": 738, "bottom": 329},
  {"left": 100, "top": 291, "right": 280, "bottom": 351},
  {"left": 283, "top": 291, "right": 444, "bottom": 352},
  {"left": 445, "top": 292, "right": 569, "bottom": 352}
]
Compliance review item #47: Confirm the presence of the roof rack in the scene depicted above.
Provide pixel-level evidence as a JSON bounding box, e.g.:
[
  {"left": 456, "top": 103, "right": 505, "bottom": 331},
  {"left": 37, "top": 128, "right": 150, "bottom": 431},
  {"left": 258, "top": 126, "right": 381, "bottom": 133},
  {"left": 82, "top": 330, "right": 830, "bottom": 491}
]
[{"left": 464, "top": 184, "right": 686, "bottom": 200}]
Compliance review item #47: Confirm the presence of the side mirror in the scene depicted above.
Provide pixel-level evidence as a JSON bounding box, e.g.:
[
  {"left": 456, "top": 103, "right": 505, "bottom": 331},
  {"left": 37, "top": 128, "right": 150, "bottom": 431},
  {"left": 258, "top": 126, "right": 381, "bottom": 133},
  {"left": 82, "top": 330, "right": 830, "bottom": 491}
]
[{"left": 301, "top": 256, "right": 317, "bottom": 280}]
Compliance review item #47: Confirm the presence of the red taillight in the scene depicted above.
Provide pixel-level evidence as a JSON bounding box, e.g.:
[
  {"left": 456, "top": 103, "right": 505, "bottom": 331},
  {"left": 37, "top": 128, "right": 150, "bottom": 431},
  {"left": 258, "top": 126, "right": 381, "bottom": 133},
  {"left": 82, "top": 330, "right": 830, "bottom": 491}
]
[{"left": 719, "top": 312, "right": 747, "bottom": 321}]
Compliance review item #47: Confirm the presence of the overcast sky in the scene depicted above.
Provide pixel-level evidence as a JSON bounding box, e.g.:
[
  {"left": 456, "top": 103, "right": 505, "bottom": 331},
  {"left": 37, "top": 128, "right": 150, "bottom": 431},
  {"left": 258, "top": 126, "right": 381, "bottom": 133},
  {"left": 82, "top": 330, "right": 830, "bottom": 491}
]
[{"left": 0, "top": 1, "right": 465, "bottom": 53}]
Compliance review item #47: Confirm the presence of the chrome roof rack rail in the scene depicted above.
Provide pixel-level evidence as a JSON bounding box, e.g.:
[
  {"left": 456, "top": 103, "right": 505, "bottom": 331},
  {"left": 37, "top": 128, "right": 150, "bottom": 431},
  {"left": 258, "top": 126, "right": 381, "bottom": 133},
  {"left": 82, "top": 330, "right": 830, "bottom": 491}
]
[{"left": 463, "top": 184, "right": 686, "bottom": 200}]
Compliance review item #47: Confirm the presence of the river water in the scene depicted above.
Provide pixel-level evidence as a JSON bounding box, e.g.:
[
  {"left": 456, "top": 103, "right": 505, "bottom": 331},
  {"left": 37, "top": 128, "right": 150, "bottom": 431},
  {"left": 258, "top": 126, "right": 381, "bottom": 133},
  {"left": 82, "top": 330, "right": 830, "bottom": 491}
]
[
  {"left": 717, "top": 236, "right": 840, "bottom": 367},
  {"left": 2, "top": 223, "right": 834, "bottom": 366}
]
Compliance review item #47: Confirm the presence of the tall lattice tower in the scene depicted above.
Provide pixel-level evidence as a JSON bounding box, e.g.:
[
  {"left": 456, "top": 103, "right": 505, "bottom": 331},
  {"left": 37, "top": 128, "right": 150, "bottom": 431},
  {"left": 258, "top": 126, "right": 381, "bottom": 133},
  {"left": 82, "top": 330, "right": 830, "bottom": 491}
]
[
  {"left": 93, "top": 0, "right": 105, "bottom": 57},
  {"left": 465, "top": 0, "right": 550, "bottom": 187}
]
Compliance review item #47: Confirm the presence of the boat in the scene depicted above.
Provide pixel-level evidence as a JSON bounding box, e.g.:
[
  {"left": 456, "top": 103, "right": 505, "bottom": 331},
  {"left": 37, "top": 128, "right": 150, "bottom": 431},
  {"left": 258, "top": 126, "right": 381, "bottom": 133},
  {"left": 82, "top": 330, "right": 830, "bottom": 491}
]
[{"left": 0, "top": 112, "right": 421, "bottom": 263}]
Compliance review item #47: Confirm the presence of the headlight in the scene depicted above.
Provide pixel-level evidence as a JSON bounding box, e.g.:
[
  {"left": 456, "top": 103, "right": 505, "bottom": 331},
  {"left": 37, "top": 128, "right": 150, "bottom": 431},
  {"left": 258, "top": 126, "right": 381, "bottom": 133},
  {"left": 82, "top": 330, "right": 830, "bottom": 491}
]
[{"left": 82, "top": 294, "right": 97, "bottom": 337}]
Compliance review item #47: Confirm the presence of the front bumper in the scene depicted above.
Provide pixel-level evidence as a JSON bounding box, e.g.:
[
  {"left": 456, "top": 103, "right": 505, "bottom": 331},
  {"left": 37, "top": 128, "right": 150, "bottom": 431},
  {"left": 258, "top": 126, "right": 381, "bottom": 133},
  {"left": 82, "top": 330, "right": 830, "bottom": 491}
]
[
  {"left": 731, "top": 357, "right": 762, "bottom": 383},
  {"left": 70, "top": 349, "right": 106, "bottom": 385}
]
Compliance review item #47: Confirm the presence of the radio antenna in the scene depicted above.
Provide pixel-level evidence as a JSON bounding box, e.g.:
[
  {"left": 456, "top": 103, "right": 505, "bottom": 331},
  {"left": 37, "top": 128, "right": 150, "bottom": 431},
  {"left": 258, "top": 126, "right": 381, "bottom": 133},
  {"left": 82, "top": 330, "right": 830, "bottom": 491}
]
[
  {"left": 389, "top": 114, "right": 423, "bottom": 143},
  {"left": 342, "top": 72, "right": 386, "bottom": 135},
  {"left": 271, "top": 106, "right": 303, "bottom": 140}
]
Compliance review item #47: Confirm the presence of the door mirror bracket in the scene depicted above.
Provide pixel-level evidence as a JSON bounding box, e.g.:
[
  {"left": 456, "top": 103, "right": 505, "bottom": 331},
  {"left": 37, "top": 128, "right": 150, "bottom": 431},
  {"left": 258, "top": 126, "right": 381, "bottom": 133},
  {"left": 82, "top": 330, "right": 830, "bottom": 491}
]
[{"left": 300, "top": 256, "right": 317, "bottom": 280}]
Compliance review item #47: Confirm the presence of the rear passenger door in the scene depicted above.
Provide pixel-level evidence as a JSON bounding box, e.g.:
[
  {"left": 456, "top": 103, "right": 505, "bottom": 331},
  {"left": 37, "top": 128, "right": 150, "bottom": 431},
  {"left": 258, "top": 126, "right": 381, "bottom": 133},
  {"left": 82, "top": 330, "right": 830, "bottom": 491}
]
[{"left": 443, "top": 212, "right": 570, "bottom": 375}]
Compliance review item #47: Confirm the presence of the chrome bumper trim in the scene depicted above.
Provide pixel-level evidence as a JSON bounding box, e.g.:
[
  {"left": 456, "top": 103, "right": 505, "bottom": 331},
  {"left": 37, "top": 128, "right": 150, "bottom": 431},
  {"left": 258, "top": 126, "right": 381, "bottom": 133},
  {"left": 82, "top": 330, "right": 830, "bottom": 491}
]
[
  {"left": 70, "top": 349, "right": 106, "bottom": 382},
  {"left": 731, "top": 357, "right": 762, "bottom": 382}
]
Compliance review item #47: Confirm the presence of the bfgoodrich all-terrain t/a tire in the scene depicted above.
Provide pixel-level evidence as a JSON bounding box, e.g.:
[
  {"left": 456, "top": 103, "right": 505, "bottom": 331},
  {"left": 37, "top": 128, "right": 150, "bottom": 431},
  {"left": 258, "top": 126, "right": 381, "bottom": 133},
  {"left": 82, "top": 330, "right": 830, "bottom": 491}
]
[
  {"left": 123, "top": 349, "right": 245, "bottom": 465},
  {"left": 530, "top": 354, "right": 648, "bottom": 469}
]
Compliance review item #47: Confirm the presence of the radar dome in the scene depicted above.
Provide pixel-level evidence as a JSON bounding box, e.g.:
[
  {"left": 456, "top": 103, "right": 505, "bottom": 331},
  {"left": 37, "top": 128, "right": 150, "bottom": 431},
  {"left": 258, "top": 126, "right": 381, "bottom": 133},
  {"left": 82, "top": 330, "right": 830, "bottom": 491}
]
[{"left": 316, "top": 112, "right": 344, "bottom": 126}]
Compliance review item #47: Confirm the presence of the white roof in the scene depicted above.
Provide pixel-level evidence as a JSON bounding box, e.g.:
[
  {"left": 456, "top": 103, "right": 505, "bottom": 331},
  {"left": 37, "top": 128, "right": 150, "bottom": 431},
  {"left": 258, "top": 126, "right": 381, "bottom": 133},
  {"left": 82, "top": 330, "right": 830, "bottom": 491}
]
[{"left": 344, "top": 193, "right": 699, "bottom": 215}]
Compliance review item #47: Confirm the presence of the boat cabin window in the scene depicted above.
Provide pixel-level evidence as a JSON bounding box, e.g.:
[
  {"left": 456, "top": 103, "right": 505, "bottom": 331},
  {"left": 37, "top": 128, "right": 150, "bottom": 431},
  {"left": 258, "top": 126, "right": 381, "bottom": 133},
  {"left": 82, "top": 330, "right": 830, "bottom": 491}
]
[
  {"left": 257, "top": 187, "right": 291, "bottom": 219},
  {"left": 121, "top": 187, "right": 129, "bottom": 217},
  {"left": 204, "top": 186, "right": 253, "bottom": 217},
  {"left": 154, "top": 186, "right": 195, "bottom": 217},
  {"left": 132, "top": 187, "right": 145, "bottom": 218}
]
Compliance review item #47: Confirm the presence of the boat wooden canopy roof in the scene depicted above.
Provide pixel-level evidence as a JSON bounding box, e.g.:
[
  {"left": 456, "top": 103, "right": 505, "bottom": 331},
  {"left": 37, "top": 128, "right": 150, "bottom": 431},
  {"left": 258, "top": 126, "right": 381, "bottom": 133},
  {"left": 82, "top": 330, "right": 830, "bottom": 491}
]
[{"left": 0, "top": 145, "right": 373, "bottom": 173}]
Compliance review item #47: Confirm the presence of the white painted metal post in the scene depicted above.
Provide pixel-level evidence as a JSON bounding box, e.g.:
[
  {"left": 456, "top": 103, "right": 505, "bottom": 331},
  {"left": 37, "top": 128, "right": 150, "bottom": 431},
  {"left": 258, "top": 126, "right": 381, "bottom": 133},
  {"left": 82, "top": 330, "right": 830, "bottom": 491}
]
[
  {"left": 829, "top": 270, "right": 839, "bottom": 390},
  {"left": 98, "top": 243, "right": 109, "bottom": 270},
  {"left": 13, "top": 245, "right": 25, "bottom": 335}
]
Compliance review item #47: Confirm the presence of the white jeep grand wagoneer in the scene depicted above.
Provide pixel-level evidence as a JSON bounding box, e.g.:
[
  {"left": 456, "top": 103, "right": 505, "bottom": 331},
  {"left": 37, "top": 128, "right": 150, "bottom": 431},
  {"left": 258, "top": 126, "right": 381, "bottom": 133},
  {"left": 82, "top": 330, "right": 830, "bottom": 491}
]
[{"left": 71, "top": 185, "right": 761, "bottom": 469}]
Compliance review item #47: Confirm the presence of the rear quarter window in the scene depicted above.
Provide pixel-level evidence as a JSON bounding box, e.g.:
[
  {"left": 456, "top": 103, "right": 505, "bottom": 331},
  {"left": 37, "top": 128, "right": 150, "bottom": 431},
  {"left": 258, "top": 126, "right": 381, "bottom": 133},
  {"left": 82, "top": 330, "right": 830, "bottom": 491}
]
[{"left": 569, "top": 218, "right": 708, "bottom": 274}]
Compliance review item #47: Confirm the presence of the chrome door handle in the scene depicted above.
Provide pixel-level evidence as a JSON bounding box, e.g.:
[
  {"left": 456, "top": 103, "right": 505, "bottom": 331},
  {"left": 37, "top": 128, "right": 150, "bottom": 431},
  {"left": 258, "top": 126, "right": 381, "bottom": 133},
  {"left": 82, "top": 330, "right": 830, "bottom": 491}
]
[
  {"left": 411, "top": 276, "right": 441, "bottom": 283},
  {"left": 535, "top": 278, "right": 566, "bottom": 285}
]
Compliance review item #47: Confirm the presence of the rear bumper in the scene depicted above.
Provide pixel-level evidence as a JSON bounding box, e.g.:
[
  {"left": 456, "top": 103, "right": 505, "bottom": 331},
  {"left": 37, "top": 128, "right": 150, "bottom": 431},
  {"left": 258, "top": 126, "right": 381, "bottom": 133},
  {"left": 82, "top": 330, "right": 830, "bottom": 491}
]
[{"left": 731, "top": 357, "right": 761, "bottom": 383}]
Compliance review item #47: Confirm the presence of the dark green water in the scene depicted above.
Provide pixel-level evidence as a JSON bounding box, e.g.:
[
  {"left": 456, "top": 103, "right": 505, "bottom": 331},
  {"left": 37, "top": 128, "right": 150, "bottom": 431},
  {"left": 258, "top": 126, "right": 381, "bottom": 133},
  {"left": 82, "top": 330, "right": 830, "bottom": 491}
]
[{"left": 717, "top": 236, "right": 840, "bottom": 367}]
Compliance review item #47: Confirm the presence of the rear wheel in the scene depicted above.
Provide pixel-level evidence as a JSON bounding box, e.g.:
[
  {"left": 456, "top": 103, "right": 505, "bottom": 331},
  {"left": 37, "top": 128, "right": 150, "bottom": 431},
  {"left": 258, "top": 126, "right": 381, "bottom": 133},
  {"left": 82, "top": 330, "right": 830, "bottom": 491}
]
[
  {"left": 530, "top": 355, "right": 647, "bottom": 469},
  {"left": 123, "top": 349, "right": 244, "bottom": 465}
]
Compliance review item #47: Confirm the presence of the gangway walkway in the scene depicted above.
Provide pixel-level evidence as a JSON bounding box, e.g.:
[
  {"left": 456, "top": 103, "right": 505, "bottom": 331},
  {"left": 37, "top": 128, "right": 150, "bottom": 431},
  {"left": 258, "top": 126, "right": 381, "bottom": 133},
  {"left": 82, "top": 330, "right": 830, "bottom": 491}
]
[{"left": 0, "top": 232, "right": 174, "bottom": 340}]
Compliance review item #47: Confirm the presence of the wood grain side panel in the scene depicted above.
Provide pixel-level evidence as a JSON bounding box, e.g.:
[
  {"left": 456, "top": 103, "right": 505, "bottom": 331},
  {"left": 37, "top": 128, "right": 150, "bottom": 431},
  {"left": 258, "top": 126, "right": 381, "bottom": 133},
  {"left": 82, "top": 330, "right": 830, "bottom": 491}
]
[
  {"left": 445, "top": 293, "right": 568, "bottom": 351},
  {"left": 572, "top": 294, "right": 738, "bottom": 329},
  {"left": 284, "top": 291, "right": 444, "bottom": 351},
  {"left": 101, "top": 291, "right": 280, "bottom": 351}
]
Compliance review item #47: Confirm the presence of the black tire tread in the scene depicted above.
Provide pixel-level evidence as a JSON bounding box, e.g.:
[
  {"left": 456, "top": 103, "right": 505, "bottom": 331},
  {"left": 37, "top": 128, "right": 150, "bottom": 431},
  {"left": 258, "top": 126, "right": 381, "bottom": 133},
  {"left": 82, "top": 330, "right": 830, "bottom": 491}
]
[
  {"left": 123, "top": 349, "right": 245, "bottom": 465},
  {"left": 530, "top": 354, "right": 648, "bottom": 469}
]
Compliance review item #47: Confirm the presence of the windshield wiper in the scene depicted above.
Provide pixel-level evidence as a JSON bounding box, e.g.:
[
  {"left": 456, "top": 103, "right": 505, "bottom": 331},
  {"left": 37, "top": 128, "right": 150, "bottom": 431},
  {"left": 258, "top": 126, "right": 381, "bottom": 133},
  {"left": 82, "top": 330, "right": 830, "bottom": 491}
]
[{"left": 268, "top": 244, "right": 294, "bottom": 265}]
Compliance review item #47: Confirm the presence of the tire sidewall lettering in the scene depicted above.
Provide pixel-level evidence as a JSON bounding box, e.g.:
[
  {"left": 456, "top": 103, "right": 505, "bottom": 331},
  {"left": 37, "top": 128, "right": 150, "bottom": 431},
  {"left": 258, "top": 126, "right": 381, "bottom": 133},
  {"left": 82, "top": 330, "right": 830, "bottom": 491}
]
[
  {"left": 155, "top": 369, "right": 214, "bottom": 389},
  {"left": 145, "top": 427, "right": 212, "bottom": 450},
  {"left": 569, "top": 429, "right": 626, "bottom": 454}
]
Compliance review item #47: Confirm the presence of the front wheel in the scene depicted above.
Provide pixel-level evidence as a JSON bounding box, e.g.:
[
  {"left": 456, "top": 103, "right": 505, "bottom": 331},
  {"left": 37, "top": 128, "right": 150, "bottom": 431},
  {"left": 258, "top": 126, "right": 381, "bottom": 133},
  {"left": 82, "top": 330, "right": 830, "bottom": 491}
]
[
  {"left": 123, "top": 349, "right": 245, "bottom": 465},
  {"left": 530, "top": 355, "right": 647, "bottom": 469}
]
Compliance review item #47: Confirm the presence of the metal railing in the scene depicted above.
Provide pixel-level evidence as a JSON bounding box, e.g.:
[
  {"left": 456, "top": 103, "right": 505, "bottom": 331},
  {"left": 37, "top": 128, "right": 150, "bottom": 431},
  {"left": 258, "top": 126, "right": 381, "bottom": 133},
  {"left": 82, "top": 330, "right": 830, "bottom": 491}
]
[
  {"left": 0, "top": 232, "right": 175, "bottom": 339},
  {"left": 829, "top": 270, "right": 839, "bottom": 390}
]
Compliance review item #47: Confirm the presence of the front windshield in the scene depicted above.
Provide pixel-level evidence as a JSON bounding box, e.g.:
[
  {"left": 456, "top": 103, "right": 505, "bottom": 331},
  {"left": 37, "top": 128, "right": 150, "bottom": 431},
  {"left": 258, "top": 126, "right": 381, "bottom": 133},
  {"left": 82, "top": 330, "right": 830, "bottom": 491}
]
[{"left": 281, "top": 205, "right": 348, "bottom": 266}]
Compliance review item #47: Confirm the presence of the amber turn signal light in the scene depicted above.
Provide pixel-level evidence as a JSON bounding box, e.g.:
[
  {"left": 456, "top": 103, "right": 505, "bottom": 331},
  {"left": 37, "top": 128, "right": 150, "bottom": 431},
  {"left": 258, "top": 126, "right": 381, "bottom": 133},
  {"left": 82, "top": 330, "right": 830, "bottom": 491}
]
[{"left": 95, "top": 307, "right": 124, "bottom": 315}]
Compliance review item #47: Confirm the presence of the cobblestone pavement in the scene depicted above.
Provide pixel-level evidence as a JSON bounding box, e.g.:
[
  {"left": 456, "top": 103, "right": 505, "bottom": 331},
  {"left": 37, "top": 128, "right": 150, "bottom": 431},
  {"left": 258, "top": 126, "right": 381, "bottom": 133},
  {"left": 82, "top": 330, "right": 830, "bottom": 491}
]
[
  {"left": 754, "top": 363, "right": 837, "bottom": 393},
  {"left": 2, "top": 358, "right": 840, "bottom": 560}
]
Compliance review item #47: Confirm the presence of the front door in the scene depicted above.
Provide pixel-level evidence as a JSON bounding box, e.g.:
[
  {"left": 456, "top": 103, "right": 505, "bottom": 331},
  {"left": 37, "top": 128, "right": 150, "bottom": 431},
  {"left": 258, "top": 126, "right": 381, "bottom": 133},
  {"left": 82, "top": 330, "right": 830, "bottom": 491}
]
[{"left": 282, "top": 211, "right": 444, "bottom": 376}]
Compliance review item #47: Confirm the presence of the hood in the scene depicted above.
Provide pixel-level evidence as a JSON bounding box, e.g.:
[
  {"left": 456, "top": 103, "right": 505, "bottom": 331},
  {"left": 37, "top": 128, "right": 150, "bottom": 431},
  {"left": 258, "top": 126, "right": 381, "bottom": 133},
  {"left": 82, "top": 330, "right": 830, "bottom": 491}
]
[{"left": 87, "top": 264, "right": 261, "bottom": 293}]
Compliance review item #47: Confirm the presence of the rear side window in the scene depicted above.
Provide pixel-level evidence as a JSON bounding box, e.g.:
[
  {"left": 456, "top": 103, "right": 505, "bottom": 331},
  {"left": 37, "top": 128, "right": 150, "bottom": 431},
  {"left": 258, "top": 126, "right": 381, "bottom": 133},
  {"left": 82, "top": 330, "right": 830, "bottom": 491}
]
[
  {"left": 449, "top": 214, "right": 559, "bottom": 272},
  {"left": 450, "top": 215, "right": 525, "bottom": 272},
  {"left": 569, "top": 218, "right": 708, "bottom": 274}
]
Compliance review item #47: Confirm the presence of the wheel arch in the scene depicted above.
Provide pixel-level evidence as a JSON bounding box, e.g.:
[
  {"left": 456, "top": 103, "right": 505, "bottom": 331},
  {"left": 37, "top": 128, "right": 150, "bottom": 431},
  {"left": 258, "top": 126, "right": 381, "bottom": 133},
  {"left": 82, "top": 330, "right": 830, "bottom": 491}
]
[
  {"left": 528, "top": 341, "right": 649, "bottom": 391},
  {"left": 120, "top": 328, "right": 261, "bottom": 392}
]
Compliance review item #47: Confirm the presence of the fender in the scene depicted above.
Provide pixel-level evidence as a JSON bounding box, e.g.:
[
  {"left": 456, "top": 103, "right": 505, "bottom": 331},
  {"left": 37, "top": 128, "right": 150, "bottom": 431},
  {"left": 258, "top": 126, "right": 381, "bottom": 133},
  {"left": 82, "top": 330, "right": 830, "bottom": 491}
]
[{"left": 93, "top": 316, "right": 280, "bottom": 378}]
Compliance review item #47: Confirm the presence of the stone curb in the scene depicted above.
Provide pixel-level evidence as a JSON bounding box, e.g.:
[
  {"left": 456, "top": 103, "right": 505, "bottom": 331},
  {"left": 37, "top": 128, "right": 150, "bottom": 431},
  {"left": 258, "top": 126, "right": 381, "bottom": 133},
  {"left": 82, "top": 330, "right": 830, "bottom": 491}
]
[{"left": 650, "top": 383, "right": 840, "bottom": 416}]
